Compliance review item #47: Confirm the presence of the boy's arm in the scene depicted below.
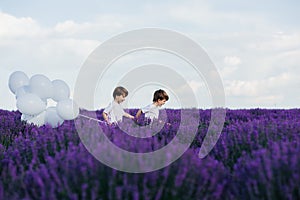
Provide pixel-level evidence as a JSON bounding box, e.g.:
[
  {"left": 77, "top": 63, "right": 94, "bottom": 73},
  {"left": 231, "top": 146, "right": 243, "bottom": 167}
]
[
  {"left": 135, "top": 109, "right": 142, "bottom": 119},
  {"left": 102, "top": 112, "right": 110, "bottom": 124},
  {"left": 124, "top": 112, "right": 135, "bottom": 119}
]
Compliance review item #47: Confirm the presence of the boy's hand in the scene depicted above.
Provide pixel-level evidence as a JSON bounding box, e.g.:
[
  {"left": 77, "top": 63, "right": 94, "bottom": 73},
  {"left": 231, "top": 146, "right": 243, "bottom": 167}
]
[
  {"left": 158, "top": 120, "right": 171, "bottom": 126},
  {"left": 104, "top": 120, "right": 112, "bottom": 126},
  {"left": 124, "top": 113, "right": 135, "bottom": 119}
]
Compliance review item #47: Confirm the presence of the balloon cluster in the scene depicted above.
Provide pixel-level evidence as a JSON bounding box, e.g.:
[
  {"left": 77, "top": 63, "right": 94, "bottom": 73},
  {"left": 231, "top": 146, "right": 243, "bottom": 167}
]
[{"left": 9, "top": 71, "right": 79, "bottom": 128}]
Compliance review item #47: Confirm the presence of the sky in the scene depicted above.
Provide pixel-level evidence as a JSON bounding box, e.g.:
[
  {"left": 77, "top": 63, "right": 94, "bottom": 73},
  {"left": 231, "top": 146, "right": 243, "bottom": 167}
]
[{"left": 1, "top": 0, "right": 300, "bottom": 110}]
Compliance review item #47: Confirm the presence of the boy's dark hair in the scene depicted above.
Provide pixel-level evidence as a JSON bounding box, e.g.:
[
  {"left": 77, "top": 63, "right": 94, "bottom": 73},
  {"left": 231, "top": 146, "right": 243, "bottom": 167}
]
[
  {"left": 153, "top": 89, "right": 169, "bottom": 102},
  {"left": 113, "top": 86, "right": 128, "bottom": 98}
]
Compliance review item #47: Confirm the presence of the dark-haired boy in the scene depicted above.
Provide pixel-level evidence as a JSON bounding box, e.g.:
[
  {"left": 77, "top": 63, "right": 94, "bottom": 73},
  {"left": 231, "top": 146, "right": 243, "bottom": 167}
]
[{"left": 135, "top": 89, "right": 169, "bottom": 121}]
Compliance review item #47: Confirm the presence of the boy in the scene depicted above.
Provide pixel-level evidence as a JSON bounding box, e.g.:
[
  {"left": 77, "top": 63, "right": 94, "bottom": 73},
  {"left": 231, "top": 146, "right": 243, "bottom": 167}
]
[
  {"left": 135, "top": 89, "right": 169, "bottom": 121},
  {"left": 103, "top": 86, "right": 134, "bottom": 125}
]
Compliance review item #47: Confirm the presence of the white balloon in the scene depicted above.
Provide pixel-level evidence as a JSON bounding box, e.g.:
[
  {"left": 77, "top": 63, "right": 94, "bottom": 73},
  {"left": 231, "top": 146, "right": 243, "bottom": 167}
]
[
  {"left": 26, "top": 111, "right": 46, "bottom": 127},
  {"left": 15, "top": 85, "right": 31, "bottom": 99},
  {"left": 29, "top": 74, "right": 53, "bottom": 99},
  {"left": 21, "top": 113, "right": 35, "bottom": 121},
  {"left": 8, "top": 71, "right": 29, "bottom": 94},
  {"left": 51, "top": 79, "right": 70, "bottom": 102},
  {"left": 56, "top": 99, "right": 79, "bottom": 120},
  {"left": 16, "top": 93, "right": 46, "bottom": 115},
  {"left": 45, "top": 107, "right": 64, "bottom": 128},
  {"left": 42, "top": 98, "right": 48, "bottom": 106}
]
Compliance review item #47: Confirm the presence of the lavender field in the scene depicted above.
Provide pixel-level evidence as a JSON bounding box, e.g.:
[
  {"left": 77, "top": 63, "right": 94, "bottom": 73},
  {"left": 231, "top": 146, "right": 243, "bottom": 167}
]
[{"left": 0, "top": 108, "right": 300, "bottom": 200}]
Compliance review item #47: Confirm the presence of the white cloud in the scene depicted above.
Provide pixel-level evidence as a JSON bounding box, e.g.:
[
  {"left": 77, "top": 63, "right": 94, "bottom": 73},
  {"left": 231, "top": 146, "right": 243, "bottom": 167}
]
[
  {"left": 54, "top": 20, "right": 87, "bottom": 35},
  {"left": 225, "top": 72, "right": 295, "bottom": 97},
  {"left": 0, "top": 12, "right": 125, "bottom": 40},
  {"left": 166, "top": 0, "right": 271, "bottom": 33},
  {"left": 168, "top": 2, "right": 212, "bottom": 24},
  {"left": 226, "top": 80, "right": 259, "bottom": 96},
  {"left": 240, "top": 32, "right": 300, "bottom": 80},
  {"left": 187, "top": 80, "right": 205, "bottom": 93},
  {"left": 253, "top": 95, "right": 284, "bottom": 105},
  {"left": 219, "top": 66, "right": 238, "bottom": 78},
  {"left": 53, "top": 16, "right": 123, "bottom": 37},
  {"left": 38, "top": 38, "right": 99, "bottom": 58},
  {"left": 0, "top": 12, "right": 100, "bottom": 62},
  {"left": 249, "top": 32, "right": 300, "bottom": 52},
  {"left": 224, "top": 56, "right": 241, "bottom": 66},
  {"left": 0, "top": 12, "right": 45, "bottom": 38},
  {"left": 219, "top": 56, "right": 241, "bottom": 77}
]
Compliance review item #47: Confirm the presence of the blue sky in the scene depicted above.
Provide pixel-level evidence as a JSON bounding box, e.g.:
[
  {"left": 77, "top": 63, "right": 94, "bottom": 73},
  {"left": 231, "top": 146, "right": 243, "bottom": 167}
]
[{"left": 1, "top": 0, "right": 299, "bottom": 110}]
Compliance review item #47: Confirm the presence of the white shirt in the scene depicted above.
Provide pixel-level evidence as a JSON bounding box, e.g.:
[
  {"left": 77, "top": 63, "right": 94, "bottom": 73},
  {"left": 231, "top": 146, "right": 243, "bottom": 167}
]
[
  {"left": 103, "top": 101, "right": 125, "bottom": 123},
  {"left": 142, "top": 104, "right": 159, "bottom": 120}
]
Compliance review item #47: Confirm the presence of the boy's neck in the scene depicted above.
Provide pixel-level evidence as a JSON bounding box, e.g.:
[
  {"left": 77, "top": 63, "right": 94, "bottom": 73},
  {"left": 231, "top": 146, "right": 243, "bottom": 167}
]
[
  {"left": 153, "top": 102, "right": 159, "bottom": 106},
  {"left": 114, "top": 99, "right": 120, "bottom": 104}
]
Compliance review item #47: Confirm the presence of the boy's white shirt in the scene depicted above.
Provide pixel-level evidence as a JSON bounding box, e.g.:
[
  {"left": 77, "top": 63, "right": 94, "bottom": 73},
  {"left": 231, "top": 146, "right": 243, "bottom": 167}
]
[
  {"left": 142, "top": 103, "right": 159, "bottom": 120},
  {"left": 103, "top": 101, "right": 125, "bottom": 123}
]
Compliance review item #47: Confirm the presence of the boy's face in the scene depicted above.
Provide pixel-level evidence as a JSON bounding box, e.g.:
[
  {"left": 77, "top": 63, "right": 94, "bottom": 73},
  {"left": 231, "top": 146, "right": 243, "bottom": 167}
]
[
  {"left": 157, "top": 99, "right": 167, "bottom": 107},
  {"left": 115, "top": 94, "right": 126, "bottom": 103}
]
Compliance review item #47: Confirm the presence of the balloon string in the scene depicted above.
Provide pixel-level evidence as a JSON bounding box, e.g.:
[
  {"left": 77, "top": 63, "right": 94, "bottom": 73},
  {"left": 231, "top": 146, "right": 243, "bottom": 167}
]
[{"left": 78, "top": 114, "right": 107, "bottom": 124}]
